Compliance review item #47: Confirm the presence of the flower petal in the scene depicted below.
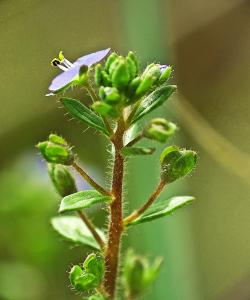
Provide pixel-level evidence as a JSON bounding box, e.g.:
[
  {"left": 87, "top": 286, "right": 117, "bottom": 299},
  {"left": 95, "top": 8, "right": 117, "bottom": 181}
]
[
  {"left": 75, "top": 48, "right": 111, "bottom": 66},
  {"left": 49, "top": 65, "right": 80, "bottom": 92},
  {"left": 160, "top": 65, "right": 167, "bottom": 74},
  {"left": 48, "top": 48, "right": 111, "bottom": 92}
]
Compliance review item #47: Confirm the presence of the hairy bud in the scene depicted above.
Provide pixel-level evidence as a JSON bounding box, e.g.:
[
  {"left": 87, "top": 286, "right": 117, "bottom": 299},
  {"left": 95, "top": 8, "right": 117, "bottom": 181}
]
[
  {"left": 160, "top": 145, "right": 197, "bottom": 182},
  {"left": 144, "top": 118, "right": 177, "bottom": 143},
  {"left": 37, "top": 134, "right": 74, "bottom": 165},
  {"left": 48, "top": 164, "right": 76, "bottom": 197},
  {"left": 69, "top": 253, "right": 104, "bottom": 292}
]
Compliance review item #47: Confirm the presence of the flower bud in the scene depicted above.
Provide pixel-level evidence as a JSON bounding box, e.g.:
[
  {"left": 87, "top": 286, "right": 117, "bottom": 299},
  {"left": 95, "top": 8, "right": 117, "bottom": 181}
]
[
  {"left": 143, "top": 63, "right": 161, "bottom": 81},
  {"left": 95, "top": 65, "right": 111, "bottom": 87},
  {"left": 99, "top": 86, "right": 120, "bottom": 104},
  {"left": 105, "top": 52, "right": 119, "bottom": 72},
  {"left": 160, "top": 145, "right": 197, "bottom": 182},
  {"left": 48, "top": 164, "right": 76, "bottom": 197},
  {"left": 126, "top": 55, "right": 137, "bottom": 80},
  {"left": 135, "top": 75, "right": 154, "bottom": 96},
  {"left": 110, "top": 58, "right": 131, "bottom": 90},
  {"left": 144, "top": 118, "right": 177, "bottom": 143},
  {"left": 92, "top": 101, "right": 117, "bottom": 118},
  {"left": 37, "top": 134, "right": 74, "bottom": 165},
  {"left": 94, "top": 64, "right": 102, "bottom": 86},
  {"left": 123, "top": 249, "right": 162, "bottom": 298},
  {"left": 159, "top": 65, "right": 172, "bottom": 82},
  {"left": 83, "top": 253, "right": 104, "bottom": 283},
  {"left": 69, "top": 266, "right": 96, "bottom": 292},
  {"left": 127, "top": 51, "right": 138, "bottom": 73},
  {"left": 69, "top": 253, "right": 104, "bottom": 292},
  {"left": 126, "top": 76, "right": 141, "bottom": 100}
]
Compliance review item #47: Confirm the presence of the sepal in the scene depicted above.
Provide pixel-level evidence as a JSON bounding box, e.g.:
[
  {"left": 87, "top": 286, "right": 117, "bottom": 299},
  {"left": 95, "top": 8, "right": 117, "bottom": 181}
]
[
  {"left": 123, "top": 249, "right": 162, "bottom": 299},
  {"left": 48, "top": 163, "right": 76, "bottom": 197},
  {"left": 36, "top": 134, "right": 74, "bottom": 165},
  {"left": 69, "top": 253, "right": 104, "bottom": 292},
  {"left": 144, "top": 118, "right": 177, "bottom": 143},
  {"left": 160, "top": 145, "right": 197, "bottom": 182}
]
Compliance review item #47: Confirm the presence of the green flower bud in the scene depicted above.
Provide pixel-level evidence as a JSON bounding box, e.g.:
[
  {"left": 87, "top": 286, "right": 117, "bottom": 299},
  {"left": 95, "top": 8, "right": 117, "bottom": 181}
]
[
  {"left": 70, "top": 266, "right": 96, "bottom": 292},
  {"left": 105, "top": 52, "right": 119, "bottom": 72},
  {"left": 127, "top": 51, "right": 138, "bottom": 73},
  {"left": 94, "top": 64, "right": 102, "bottom": 86},
  {"left": 126, "top": 55, "right": 137, "bottom": 80},
  {"left": 144, "top": 118, "right": 177, "bottom": 143},
  {"left": 37, "top": 134, "right": 74, "bottom": 165},
  {"left": 99, "top": 87, "right": 120, "bottom": 104},
  {"left": 143, "top": 63, "right": 161, "bottom": 80},
  {"left": 48, "top": 164, "right": 76, "bottom": 197},
  {"left": 95, "top": 65, "right": 111, "bottom": 87},
  {"left": 83, "top": 253, "right": 104, "bottom": 283},
  {"left": 111, "top": 58, "right": 130, "bottom": 90},
  {"left": 123, "top": 249, "right": 162, "bottom": 298},
  {"left": 159, "top": 65, "right": 172, "bottom": 82},
  {"left": 101, "top": 70, "right": 111, "bottom": 86},
  {"left": 135, "top": 75, "right": 154, "bottom": 96},
  {"left": 48, "top": 133, "right": 67, "bottom": 145},
  {"left": 160, "top": 145, "right": 197, "bottom": 182},
  {"left": 92, "top": 101, "right": 117, "bottom": 118},
  {"left": 69, "top": 253, "right": 104, "bottom": 292}
]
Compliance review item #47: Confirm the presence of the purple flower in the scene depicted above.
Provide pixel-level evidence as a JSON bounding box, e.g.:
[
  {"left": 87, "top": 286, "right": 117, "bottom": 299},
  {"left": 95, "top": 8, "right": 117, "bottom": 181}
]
[
  {"left": 159, "top": 65, "right": 167, "bottom": 74},
  {"left": 48, "top": 48, "right": 111, "bottom": 94}
]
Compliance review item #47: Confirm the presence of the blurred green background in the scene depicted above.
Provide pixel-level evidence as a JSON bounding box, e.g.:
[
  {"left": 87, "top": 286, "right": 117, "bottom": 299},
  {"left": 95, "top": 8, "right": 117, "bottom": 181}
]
[{"left": 1, "top": 0, "right": 250, "bottom": 299}]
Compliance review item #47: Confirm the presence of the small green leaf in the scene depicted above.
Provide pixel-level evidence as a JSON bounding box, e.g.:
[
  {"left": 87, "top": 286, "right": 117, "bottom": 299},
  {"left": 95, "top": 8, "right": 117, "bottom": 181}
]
[
  {"left": 121, "top": 147, "right": 155, "bottom": 157},
  {"left": 51, "top": 216, "right": 105, "bottom": 249},
  {"left": 131, "top": 85, "right": 176, "bottom": 124},
  {"left": 127, "top": 196, "right": 194, "bottom": 226},
  {"left": 59, "top": 190, "right": 111, "bottom": 213},
  {"left": 61, "top": 97, "right": 109, "bottom": 135}
]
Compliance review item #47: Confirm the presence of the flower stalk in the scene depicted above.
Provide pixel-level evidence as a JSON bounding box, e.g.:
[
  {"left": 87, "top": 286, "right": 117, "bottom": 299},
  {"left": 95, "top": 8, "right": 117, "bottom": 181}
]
[{"left": 123, "top": 180, "right": 166, "bottom": 226}]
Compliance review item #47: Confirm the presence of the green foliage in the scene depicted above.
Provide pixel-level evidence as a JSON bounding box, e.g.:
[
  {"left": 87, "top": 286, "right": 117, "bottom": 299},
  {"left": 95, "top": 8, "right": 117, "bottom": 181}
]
[
  {"left": 160, "top": 145, "right": 197, "bottom": 182},
  {"left": 70, "top": 253, "right": 104, "bottom": 292},
  {"left": 59, "top": 190, "right": 111, "bottom": 213},
  {"left": 61, "top": 97, "right": 109, "bottom": 135},
  {"left": 51, "top": 216, "right": 105, "bottom": 249},
  {"left": 38, "top": 48, "right": 197, "bottom": 300},
  {"left": 123, "top": 249, "right": 162, "bottom": 299},
  {"left": 48, "top": 163, "right": 76, "bottom": 197},
  {"left": 126, "top": 196, "right": 195, "bottom": 226},
  {"left": 130, "top": 85, "right": 177, "bottom": 124}
]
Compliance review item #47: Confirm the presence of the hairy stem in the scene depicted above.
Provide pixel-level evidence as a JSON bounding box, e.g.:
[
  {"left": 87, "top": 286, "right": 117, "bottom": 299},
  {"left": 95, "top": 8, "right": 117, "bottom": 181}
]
[
  {"left": 77, "top": 210, "right": 105, "bottom": 250},
  {"left": 72, "top": 161, "right": 111, "bottom": 196},
  {"left": 123, "top": 180, "right": 166, "bottom": 226},
  {"left": 104, "top": 117, "right": 125, "bottom": 299}
]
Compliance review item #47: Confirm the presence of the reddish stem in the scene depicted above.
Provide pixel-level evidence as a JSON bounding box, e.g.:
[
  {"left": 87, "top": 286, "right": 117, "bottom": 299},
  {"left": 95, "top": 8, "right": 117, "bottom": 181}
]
[{"left": 104, "top": 117, "right": 125, "bottom": 299}]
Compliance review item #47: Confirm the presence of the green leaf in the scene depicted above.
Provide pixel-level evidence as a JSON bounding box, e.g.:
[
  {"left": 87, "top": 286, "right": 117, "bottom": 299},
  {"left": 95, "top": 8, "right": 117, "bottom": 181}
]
[
  {"left": 61, "top": 97, "right": 109, "bottom": 135},
  {"left": 121, "top": 147, "right": 155, "bottom": 157},
  {"left": 59, "top": 190, "right": 111, "bottom": 213},
  {"left": 124, "top": 123, "right": 141, "bottom": 145},
  {"left": 131, "top": 85, "right": 176, "bottom": 124},
  {"left": 127, "top": 196, "right": 194, "bottom": 226},
  {"left": 51, "top": 216, "right": 105, "bottom": 249}
]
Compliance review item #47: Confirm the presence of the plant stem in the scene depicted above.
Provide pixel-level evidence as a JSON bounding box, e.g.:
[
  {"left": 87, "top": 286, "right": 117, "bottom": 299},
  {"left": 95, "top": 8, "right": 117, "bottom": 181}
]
[
  {"left": 72, "top": 161, "right": 111, "bottom": 196},
  {"left": 123, "top": 180, "right": 166, "bottom": 226},
  {"left": 104, "top": 117, "right": 125, "bottom": 299},
  {"left": 77, "top": 210, "right": 105, "bottom": 250}
]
